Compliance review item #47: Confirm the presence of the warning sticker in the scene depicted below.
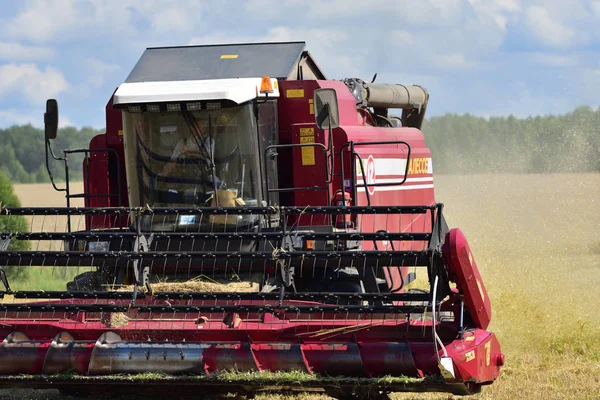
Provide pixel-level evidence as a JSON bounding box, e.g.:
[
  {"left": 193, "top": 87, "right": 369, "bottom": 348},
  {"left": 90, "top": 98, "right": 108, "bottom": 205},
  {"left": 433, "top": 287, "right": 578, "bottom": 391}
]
[
  {"left": 302, "top": 147, "right": 315, "bottom": 165},
  {"left": 299, "top": 127, "right": 314, "bottom": 136},
  {"left": 465, "top": 350, "right": 475, "bottom": 362},
  {"left": 300, "top": 127, "right": 315, "bottom": 165},
  {"left": 309, "top": 99, "right": 314, "bottom": 115},
  {"left": 286, "top": 89, "right": 305, "bottom": 98}
]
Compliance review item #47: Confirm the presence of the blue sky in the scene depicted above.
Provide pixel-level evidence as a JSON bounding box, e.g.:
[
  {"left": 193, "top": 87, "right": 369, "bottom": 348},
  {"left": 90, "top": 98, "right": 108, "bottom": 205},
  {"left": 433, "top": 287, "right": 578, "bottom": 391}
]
[{"left": 0, "top": 0, "right": 599, "bottom": 130}]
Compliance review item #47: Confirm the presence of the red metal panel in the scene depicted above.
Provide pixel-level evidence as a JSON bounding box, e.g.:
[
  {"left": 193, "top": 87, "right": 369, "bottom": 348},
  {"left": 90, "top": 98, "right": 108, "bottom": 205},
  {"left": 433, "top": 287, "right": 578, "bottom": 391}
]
[
  {"left": 442, "top": 228, "right": 492, "bottom": 330},
  {"left": 288, "top": 123, "right": 329, "bottom": 225},
  {"left": 342, "top": 125, "right": 435, "bottom": 291},
  {"left": 445, "top": 330, "right": 503, "bottom": 384},
  {"left": 84, "top": 135, "right": 110, "bottom": 230},
  {"left": 105, "top": 93, "right": 123, "bottom": 148},
  {"left": 277, "top": 80, "right": 359, "bottom": 210},
  {"left": 0, "top": 311, "right": 502, "bottom": 384},
  {"left": 104, "top": 94, "right": 128, "bottom": 211},
  {"left": 277, "top": 81, "right": 320, "bottom": 207}
]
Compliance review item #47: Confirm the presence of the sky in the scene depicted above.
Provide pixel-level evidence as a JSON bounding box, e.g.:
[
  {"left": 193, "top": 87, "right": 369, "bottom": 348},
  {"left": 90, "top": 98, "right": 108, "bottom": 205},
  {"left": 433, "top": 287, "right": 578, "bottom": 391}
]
[{"left": 0, "top": 0, "right": 599, "bottom": 130}]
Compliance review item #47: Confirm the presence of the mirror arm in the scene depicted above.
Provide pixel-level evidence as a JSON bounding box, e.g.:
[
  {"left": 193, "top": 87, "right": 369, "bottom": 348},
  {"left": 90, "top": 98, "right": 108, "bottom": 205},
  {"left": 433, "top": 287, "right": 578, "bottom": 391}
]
[
  {"left": 327, "top": 122, "right": 335, "bottom": 183},
  {"left": 46, "top": 138, "right": 64, "bottom": 161},
  {"left": 45, "top": 138, "right": 66, "bottom": 192}
]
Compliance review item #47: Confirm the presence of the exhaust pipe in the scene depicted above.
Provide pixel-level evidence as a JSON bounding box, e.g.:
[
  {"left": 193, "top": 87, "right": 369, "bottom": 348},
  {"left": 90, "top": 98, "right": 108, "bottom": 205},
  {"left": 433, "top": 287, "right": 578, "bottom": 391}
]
[{"left": 361, "top": 82, "right": 428, "bottom": 111}]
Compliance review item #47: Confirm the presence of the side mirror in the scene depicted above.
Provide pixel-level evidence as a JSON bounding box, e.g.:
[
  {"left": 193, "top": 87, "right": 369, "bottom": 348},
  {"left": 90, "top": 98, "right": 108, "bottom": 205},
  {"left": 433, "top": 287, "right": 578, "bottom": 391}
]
[
  {"left": 313, "top": 88, "right": 340, "bottom": 130},
  {"left": 44, "top": 99, "right": 58, "bottom": 140}
]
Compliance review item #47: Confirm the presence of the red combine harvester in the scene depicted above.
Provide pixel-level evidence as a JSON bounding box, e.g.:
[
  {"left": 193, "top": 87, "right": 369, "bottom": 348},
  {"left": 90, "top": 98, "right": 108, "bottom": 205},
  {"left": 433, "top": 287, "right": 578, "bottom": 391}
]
[{"left": 0, "top": 42, "right": 503, "bottom": 398}]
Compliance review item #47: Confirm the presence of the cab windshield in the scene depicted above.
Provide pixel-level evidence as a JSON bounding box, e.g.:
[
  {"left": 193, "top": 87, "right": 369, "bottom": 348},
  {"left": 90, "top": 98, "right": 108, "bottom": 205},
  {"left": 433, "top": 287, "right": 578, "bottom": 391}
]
[{"left": 122, "top": 103, "right": 262, "bottom": 230}]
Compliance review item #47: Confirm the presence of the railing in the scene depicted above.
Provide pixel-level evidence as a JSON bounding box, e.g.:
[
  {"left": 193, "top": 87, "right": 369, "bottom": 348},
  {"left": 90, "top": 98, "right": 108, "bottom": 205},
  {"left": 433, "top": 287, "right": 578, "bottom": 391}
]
[
  {"left": 340, "top": 140, "right": 412, "bottom": 206},
  {"left": 46, "top": 144, "right": 123, "bottom": 231},
  {"left": 0, "top": 204, "right": 447, "bottom": 313}
]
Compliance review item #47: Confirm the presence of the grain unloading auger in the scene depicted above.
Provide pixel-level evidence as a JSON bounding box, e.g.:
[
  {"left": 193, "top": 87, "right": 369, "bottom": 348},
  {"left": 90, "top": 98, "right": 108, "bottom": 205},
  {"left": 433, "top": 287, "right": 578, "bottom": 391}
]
[{"left": 0, "top": 42, "right": 503, "bottom": 398}]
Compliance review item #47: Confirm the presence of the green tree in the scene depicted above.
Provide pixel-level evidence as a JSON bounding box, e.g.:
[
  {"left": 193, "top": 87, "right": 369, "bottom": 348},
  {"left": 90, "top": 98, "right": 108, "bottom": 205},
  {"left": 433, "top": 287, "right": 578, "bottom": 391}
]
[
  {"left": 0, "top": 124, "right": 102, "bottom": 183},
  {"left": 0, "top": 171, "right": 29, "bottom": 280},
  {"left": 422, "top": 106, "right": 600, "bottom": 174}
]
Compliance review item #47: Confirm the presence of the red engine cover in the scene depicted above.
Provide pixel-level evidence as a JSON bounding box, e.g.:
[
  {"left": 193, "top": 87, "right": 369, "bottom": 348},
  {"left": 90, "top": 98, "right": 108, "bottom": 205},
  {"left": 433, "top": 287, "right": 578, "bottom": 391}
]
[{"left": 442, "top": 228, "right": 492, "bottom": 330}]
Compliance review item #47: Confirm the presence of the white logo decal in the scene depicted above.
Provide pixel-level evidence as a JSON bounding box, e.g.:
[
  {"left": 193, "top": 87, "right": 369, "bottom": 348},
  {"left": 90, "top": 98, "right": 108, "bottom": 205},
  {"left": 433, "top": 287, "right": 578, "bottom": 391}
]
[{"left": 366, "top": 155, "right": 376, "bottom": 195}]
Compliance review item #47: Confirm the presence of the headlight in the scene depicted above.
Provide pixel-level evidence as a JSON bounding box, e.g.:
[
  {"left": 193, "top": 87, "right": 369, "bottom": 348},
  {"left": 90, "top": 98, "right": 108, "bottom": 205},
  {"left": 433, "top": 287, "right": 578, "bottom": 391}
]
[{"left": 88, "top": 241, "right": 110, "bottom": 253}]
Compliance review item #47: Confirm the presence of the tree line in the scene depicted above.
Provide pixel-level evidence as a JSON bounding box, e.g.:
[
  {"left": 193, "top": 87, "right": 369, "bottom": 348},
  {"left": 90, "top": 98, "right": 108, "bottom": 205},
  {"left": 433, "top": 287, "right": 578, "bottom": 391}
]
[
  {"left": 422, "top": 106, "right": 600, "bottom": 174},
  {"left": 0, "top": 125, "right": 102, "bottom": 183},
  {"left": 0, "top": 105, "right": 599, "bottom": 183}
]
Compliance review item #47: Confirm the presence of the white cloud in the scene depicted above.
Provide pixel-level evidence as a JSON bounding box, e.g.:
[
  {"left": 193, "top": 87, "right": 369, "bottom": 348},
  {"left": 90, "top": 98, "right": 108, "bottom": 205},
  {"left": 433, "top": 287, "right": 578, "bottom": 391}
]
[
  {"left": 58, "top": 114, "right": 75, "bottom": 128},
  {"left": 189, "top": 32, "right": 259, "bottom": 46},
  {"left": 86, "top": 59, "right": 120, "bottom": 88},
  {"left": 525, "top": 6, "right": 577, "bottom": 48},
  {"left": 2, "top": 0, "right": 600, "bottom": 127},
  {"left": 495, "top": 0, "right": 520, "bottom": 12},
  {"left": 434, "top": 53, "right": 478, "bottom": 70},
  {"left": 391, "top": 31, "right": 415, "bottom": 45},
  {"left": 529, "top": 53, "right": 579, "bottom": 68},
  {"left": 3, "top": 0, "right": 66, "bottom": 42},
  {"left": 150, "top": 7, "right": 197, "bottom": 33},
  {"left": 190, "top": 26, "right": 359, "bottom": 77},
  {"left": 0, "top": 42, "right": 55, "bottom": 60},
  {"left": 0, "top": 109, "right": 42, "bottom": 127},
  {"left": 4, "top": 0, "right": 205, "bottom": 43},
  {"left": 468, "top": 0, "right": 521, "bottom": 30},
  {"left": 0, "top": 107, "right": 75, "bottom": 129},
  {"left": 0, "top": 64, "right": 68, "bottom": 104},
  {"left": 264, "top": 26, "right": 348, "bottom": 45}
]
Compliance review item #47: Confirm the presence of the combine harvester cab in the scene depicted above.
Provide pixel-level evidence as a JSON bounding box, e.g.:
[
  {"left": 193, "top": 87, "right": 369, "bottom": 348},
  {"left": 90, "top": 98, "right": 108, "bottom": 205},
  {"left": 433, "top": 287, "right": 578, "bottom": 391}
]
[{"left": 0, "top": 42, "right": 503, "bottom": 398}]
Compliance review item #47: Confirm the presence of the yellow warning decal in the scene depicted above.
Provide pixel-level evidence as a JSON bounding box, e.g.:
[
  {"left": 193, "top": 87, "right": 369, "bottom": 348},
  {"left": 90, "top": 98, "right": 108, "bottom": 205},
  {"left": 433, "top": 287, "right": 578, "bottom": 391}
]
[
  {"left": 300, "top": 127, "right": 315, "bottom": 165},
  {"left": 465, "top": 336, "right": 476, "bottom": 342},
  {"left": 302, "top": 147, "right": 315, "bottom": 165},
  {"left": 477, "top": 279, "right": 485, "bottom": 302},
  {"left": 309, "top": 99, "right": 314, "bottom": 115},
  {"left": 408, "top": 157, "right": 429, "bottom": 175},
  {"left": 300, "top": 127, "right": 314, "bottom": 137},
  {"left": 118, "top": 129, "right": 123, "bottom": 136},
  {"left": 220, "top": 54, "right": 238, "bottom": 59},
  {"left": 465, "top": 350, "right": 475, "bottom": 362},
  {"left": 485, "top": 342, "right": 491, "bottom": 366},
  {"left": 286, "top": 89, "right": 305, "bottom": 98}
]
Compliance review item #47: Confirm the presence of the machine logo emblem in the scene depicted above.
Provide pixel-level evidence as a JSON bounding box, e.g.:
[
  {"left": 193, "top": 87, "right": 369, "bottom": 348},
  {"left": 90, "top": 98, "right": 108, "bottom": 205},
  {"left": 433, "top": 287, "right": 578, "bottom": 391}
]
[{"left": 366, "top": 155, "right": 376, "bottom": 195}]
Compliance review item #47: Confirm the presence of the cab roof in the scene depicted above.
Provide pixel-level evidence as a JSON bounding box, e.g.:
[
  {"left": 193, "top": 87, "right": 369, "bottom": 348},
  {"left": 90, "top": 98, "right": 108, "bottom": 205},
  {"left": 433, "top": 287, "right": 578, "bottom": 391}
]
[{"left": 124, "top": 41, "right": 326, "bottom": 83}]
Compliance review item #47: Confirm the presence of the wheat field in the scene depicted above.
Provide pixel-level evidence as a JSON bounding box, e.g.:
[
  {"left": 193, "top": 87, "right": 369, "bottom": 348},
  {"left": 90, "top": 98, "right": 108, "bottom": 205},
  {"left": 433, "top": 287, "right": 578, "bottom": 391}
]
[{"left": 2, "top": 174, "right": 599, "bottom": 399}]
